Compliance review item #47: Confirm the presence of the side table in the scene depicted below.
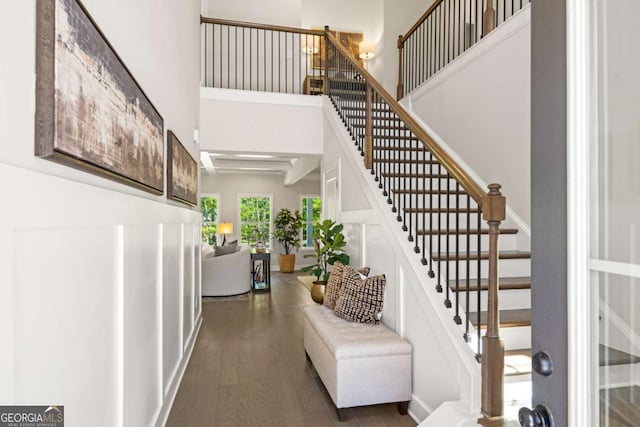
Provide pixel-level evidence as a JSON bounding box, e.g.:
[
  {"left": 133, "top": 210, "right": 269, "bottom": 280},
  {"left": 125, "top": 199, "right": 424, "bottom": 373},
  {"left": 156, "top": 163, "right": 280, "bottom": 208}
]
[{"left": 250, "top": 249, "right": 271, "bottom": 292}]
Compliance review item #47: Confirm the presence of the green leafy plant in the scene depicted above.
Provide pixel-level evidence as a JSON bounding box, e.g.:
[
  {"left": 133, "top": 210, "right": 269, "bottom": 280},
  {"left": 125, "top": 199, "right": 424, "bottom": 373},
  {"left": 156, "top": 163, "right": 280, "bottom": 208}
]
[
  {"left": 273, "top": 209, "right": 303, "bottom": 255},
  {"left": 301, "top": 219, "right": 350, "bottom": 282}
]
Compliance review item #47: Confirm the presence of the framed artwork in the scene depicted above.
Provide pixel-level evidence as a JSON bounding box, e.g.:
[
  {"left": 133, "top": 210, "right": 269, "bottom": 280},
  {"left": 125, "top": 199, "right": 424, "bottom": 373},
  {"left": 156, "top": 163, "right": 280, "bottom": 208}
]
[
  {"left": 35, "top": 0, "right": 164, "bottom": 194},
  {"left": 311, "top": 29, "right": 364, "bottom": 70},
  {"left": 167, "top": 131, "right": 198, "bottom": 207}
]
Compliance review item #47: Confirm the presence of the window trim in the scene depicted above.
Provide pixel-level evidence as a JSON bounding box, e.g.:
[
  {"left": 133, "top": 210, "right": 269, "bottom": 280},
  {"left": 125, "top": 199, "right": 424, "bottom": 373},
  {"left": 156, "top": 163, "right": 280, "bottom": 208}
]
[
  {"left": 237, "top": 193, "right": 274, "bottom": 247},
  {"left": 300, "top": 194, "right": 321, "bottom": 248},
  {"left": 200, "top": 193, "right": 221, "bottom": 245}
]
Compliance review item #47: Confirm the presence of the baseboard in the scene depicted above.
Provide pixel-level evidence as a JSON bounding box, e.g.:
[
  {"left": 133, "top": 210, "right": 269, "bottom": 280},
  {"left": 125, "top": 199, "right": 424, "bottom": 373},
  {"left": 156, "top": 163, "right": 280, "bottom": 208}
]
[
  {"left": 153, "top": 315, "right": 203, "bottom": 427},
  {"left": 409, "top": 394, "right": 433, "bottom": 424}
]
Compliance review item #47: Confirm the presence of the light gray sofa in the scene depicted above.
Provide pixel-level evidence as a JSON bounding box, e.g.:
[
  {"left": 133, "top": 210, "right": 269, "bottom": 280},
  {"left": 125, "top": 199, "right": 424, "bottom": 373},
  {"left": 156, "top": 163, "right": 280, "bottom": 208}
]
[{"left": 202, "top": 245, "right": 251, "bottom": 296}]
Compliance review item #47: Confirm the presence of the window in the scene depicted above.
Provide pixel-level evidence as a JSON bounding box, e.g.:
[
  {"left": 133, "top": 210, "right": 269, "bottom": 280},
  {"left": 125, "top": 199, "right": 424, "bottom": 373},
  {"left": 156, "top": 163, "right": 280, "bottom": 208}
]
[
  {"left": 239, "top": 195, "right": 272, "bottom": 246},
  {"left": 201, "top": 194, "right": 220, "bottom": 245},
  {"left": 301, "top": 196, "right": 322, "bottom": 247}
]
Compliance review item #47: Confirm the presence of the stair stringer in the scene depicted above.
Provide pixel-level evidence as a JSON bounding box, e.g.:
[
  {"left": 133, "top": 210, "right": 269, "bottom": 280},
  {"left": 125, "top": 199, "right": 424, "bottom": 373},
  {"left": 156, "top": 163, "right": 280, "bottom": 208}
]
[{"left": 322, "top": 98, "right": 482, "bottom": 421}]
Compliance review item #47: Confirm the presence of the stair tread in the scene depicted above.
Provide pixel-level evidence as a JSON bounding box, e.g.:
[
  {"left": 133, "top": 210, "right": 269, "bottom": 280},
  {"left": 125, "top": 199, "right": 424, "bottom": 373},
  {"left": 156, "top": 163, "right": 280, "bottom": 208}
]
[
  {"left": 382, "top": 173, "right": 449, "bottom": 178},
  {"left": 477, "top": 417, "right": 521, "bottom": 427},
  {"left": 504, "top": 348, "right": 533, "bottom": 376},
  {"left": 352, "top": 123, "right": 410, "bottom": 131},
  {"left": 469, "top": 309, "right": 531, "bottom": 328},
  {"left": 374, "top": 159, "right": 439, "bottom": 164},
  {"left": 448, "top": 276, "right": 531, "bottom": 291},
  {"left": 418, "top": 228, "right": 519, "bottom": 235},
  {"left": 431, "top": 250, "right": 531, "bottom": 261},
  {"left": 373, "top": 146, "right": 426, "bottom": 152},
  {"left": 405, "top": 207, "right": 480, "bottom": 213},
  {"left": 600, "top": 386, "right": 640, "bottom": 426},
  {"left": 393, "top": 189, "right": 467, "bottom": 195},
  {"left": 600, "top": 344, "right": 640, "bottom": 367},
  {"left": 373, "top": 135, "right": 419, "bottom": 141}
]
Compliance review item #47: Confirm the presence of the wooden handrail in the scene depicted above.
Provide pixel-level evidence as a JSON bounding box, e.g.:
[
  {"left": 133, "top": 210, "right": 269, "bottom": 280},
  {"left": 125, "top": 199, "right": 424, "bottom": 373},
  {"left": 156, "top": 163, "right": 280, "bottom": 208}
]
[
  {"left": 325, "top": 30, "right": 487, "bottom": 207},
  {"left": 200, "top": 16, "right": 325, "bottom": 36},
  {"left": 399, "top": 0, "right": 443, "bottom": 45}
]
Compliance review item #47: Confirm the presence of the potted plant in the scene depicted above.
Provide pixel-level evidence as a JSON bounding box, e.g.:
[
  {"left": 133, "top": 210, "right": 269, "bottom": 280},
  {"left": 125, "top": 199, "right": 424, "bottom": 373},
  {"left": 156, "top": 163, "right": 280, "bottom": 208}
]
[
  {"left": 301, "top": 219, "right": 350, "bottom": 303},
  {"left": 273, "top": 208, "right": 303, "bottom": 273}
]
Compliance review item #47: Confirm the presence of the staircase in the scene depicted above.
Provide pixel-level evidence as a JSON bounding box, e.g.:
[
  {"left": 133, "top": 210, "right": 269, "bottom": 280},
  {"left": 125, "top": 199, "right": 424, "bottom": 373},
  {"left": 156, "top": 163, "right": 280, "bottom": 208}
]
[{"left": 324, "top": 31, "right": 532, "bottom": 423}]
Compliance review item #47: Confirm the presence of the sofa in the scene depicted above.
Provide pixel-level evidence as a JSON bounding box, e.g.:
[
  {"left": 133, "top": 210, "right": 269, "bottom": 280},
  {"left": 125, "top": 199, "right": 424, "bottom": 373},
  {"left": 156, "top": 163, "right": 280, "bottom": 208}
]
[{"left": 201, "top": 244, "right": 251, "bottom": 296}]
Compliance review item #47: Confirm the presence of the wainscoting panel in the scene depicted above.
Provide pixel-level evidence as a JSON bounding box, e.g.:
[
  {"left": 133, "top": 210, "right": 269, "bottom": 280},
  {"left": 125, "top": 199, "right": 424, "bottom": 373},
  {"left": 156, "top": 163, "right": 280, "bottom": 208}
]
[
  {"left": 163, "top": 223, "right": 184, "bottom": 396},
  {"left": 13, "top": 226, "right": 122, "bottom": 426},
  {"left": 182, "top": 224, "right": 194, "bottom": 351},
  {"left": 123, "top": 224, "right": 162, "bottom": 427}
]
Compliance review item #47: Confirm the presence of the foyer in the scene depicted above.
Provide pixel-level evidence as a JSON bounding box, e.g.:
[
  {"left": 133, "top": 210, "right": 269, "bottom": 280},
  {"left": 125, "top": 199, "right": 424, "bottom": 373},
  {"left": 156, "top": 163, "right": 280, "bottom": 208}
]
[{"left": 167, "top": 272, "right": 416, "bottom": 426}]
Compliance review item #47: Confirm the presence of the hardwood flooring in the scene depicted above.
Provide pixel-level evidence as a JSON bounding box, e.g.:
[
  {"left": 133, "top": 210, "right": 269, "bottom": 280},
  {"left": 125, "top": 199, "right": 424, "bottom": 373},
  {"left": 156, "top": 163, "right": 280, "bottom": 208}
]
[{"left": 166, "top": 272, "right": 417, "bottom": 427}]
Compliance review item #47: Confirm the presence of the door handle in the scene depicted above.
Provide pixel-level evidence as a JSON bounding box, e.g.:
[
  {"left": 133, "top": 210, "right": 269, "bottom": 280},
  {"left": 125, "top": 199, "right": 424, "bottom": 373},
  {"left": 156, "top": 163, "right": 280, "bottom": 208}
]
[{"left": 518, "top": 404, "right": 553, "bottom": 427}]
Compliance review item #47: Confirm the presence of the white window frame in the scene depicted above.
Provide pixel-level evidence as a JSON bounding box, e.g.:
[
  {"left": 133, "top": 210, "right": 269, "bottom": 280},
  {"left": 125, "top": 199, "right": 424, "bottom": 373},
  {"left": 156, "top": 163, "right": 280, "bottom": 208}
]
[
  {"left": 237, "top": 193, "right": 273, "bottom": 247},
  {"left": 200, "top": 193, "right": 221, "bottom": 245},
  {"left": 300, "top": 194, "right": 321, "bottom": 247}
]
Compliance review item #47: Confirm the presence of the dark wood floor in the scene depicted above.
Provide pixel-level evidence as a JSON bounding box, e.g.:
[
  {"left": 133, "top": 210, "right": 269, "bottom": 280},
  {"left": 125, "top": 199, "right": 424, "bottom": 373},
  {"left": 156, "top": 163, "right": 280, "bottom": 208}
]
[{"left": 167, "top": 272, "right": 417, "bottom": 427}]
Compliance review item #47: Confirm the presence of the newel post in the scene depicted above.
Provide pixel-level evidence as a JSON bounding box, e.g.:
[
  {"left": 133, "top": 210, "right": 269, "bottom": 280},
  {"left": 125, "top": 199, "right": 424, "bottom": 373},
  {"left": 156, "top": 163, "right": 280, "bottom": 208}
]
[
  {"left": 481, "top": 183, "right": 505, "bottom": 419},
  {"left": 324, "top": 25, "right": 330, "bottom": 94},
  {"left": 396, "top": 35, "right": 404, "bottom": 100},
  {"left": 364, "top": 82, "right": 373, "bottom": 169},
  {"left": 482, "top": 0, "right": 496, "bottom": 37}
]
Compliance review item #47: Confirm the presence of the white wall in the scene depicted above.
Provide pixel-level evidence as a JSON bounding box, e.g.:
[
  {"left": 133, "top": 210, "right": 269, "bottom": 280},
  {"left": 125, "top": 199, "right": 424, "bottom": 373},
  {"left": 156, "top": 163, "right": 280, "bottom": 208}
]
[
  {"left": 377, "top": 0, "right": 433, "bottom": 95},
  {"left": 0, "top": 1, "right": 201, "bottom": 426},
  {"left": 403, "top": 7, "right": 531, "bottom": 226},
  {"left": 200, "top": 89, "right": 324, "bottom": 155},
  {"left": 204, "top": 0, "right": 302, "bottom": 27},
  {"left": 200, "top": 172, "right": 320, "bottom": 269}
]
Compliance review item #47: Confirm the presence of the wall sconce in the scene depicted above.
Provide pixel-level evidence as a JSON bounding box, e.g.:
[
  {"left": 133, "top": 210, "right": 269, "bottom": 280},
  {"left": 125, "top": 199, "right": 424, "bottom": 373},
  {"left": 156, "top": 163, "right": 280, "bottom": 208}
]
[
  {"left": 358, "top": 40, "right": 376, "bottom": 60},
  {"left": 218, "top": 222, "right": 233, "bottom": 245},
  {"left": 301, "top": 34, "right": 319, "bottom": 54}
]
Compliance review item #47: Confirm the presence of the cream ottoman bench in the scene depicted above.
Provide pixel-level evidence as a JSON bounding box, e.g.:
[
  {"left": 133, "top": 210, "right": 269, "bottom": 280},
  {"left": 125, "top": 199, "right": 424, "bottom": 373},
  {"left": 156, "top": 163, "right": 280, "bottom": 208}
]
[{"left": 303, "top": 305, "right": 412, "bottom": 421}]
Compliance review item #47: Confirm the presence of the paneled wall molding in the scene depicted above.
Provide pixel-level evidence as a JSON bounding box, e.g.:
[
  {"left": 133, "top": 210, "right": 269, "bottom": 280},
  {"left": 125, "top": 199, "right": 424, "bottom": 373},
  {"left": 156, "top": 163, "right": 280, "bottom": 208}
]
[{"left": 0, "top": 163, "right": 202, "bottom": 426}]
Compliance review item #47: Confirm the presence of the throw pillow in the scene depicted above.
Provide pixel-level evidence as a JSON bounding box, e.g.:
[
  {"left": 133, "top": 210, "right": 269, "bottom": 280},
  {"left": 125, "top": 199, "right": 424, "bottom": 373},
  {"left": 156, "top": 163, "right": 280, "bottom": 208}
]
[
  {"left": 334, "top": 266, "right": 386, "bottom": 324},
  {"left": 224, "top": 238, "right": 238, "bottom": 247},
  {"left": 323, "top": 262, "right": 345, "bottom": 309},
  {"left": 214, "top": 241, "right": 238, "bottom": 257}
]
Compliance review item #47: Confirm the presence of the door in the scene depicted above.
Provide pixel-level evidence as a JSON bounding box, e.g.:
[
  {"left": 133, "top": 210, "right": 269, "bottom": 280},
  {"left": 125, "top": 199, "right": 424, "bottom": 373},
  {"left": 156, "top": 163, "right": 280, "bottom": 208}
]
[{"left": 526, "top": 0, "right": 640, "bottom": 426}]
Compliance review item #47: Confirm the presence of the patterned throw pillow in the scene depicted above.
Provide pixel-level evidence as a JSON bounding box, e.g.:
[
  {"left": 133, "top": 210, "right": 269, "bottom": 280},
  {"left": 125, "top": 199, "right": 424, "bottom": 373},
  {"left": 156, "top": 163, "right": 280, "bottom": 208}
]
[
  {"left": 323, "top": 262, "right": 345, "bottom": 309},
  {"left": 334, "top": 265, "right": 386, "bottom": 324}
]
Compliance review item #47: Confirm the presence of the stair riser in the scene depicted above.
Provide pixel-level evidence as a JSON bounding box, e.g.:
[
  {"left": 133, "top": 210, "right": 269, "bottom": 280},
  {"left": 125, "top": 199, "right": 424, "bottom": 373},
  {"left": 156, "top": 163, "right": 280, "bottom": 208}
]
[
  {"left": 431, "top": 258, "right": 531, "bottom": 280},
  {"left": 478, "top": 325, "right": 531, "bottom": 351},
  {"left": 404, "top": 215, "right": 504, "bottom": 233},
  {"left": 455, "top": 288, "right": 531, "bottom": 312}
]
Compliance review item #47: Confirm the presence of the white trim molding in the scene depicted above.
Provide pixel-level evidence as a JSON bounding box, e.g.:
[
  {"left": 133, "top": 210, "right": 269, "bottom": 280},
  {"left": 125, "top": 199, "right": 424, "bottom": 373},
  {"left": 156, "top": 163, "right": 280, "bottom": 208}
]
[{"left": 567, "top": 0, "right": 595, "bottom": 425}]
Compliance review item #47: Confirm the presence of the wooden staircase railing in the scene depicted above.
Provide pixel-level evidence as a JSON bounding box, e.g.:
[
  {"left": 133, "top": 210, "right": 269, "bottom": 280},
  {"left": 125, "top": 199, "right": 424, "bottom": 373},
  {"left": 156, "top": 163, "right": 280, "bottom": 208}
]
[
  {"left": 324, "top": 29, "right": 509, "bottom": 420},
  {"left": 396, "top": 0, "right": 531, "bottom": 99}
]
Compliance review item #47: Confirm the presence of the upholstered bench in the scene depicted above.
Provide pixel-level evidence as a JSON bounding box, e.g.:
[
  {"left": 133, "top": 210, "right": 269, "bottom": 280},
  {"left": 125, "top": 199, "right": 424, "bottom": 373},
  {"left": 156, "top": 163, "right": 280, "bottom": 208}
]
[{"left": 303, "top": 304, "right": 412, "bottom": 421}]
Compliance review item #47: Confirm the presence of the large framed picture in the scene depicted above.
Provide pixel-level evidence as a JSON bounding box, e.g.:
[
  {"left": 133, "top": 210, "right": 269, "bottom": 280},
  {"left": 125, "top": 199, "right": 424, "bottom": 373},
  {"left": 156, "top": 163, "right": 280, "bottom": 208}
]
[
  {"left": 312, "top": 29, "right": 364, "bottom": 70},
  {"left": 167, "top": 131, "right": 198, "bottom": 207},
  {"left": 35, "top": 0, "right": 164, "bottom": 194}
]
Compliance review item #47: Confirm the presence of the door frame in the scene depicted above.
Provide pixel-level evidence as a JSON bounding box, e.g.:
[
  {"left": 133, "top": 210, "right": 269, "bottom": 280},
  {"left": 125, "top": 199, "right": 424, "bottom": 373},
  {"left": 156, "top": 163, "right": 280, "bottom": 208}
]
[{"left": 566, "top": 0, "right": 595, "bottom": 424}]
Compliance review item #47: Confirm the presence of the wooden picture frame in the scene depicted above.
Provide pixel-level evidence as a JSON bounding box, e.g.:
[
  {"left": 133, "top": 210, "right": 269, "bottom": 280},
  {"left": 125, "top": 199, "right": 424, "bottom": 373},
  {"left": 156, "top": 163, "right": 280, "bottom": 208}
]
[
  {"left": 35, "top": 0, "right": 164, "bottom": 194},
  {"left": 311, "top": 29, "right": 364, "bottom": 70},
  {"left": 167, "top": 131, "right": 198, "bottom": 207}
]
